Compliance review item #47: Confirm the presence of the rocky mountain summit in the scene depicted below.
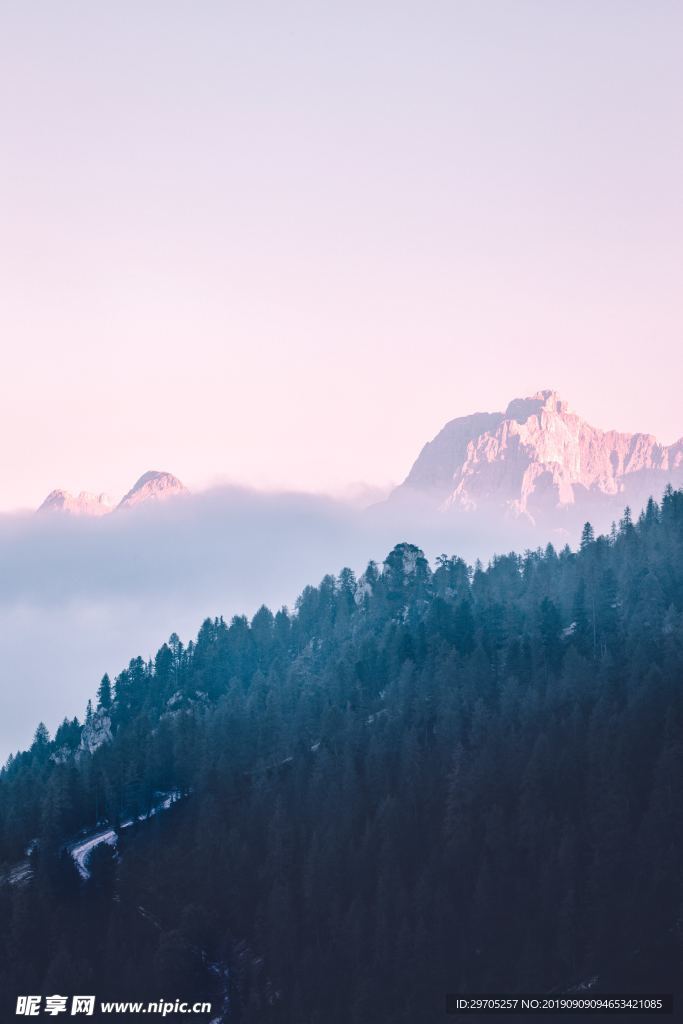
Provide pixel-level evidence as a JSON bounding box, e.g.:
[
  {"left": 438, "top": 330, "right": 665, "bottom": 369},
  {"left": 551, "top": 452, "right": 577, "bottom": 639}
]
[
  {"left": 117, "top": 470, "right": 188, "bottom": 509},
  {"left": 37, "top": 471, "right": 187, "bottom": 516},
  {"left": 37, "top": 490, "right": 115, "bottom": 516},
  {"left": 390, "top": 390, "right": 683, "bottom": 529}
]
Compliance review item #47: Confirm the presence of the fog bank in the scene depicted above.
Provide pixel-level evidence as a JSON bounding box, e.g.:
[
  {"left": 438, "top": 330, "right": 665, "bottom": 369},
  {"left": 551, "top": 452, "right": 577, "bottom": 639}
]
[{"left": 0, "top": 485, "right": 560, "bottom": 760}]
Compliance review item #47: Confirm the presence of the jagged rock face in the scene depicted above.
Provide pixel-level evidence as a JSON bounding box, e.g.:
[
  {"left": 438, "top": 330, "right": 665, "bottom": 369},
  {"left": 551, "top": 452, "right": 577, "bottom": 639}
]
[
  {"left": 37, "top": 471, "right": 188, "bottom": 515},
  {"left": 117, "top": 470, "right": 188, "bottom": 510},
  {"left": 354, "top": 577, "right": 374, "bottom": 606},
  {"left": 38, "top": 490, "right": 114, "bottom": 516},
  {"left": 78, "top": 710, "right": 112, "bottom": 756},
  {"left": 392, "top": 390, "right": 683, "bottom": 525}
]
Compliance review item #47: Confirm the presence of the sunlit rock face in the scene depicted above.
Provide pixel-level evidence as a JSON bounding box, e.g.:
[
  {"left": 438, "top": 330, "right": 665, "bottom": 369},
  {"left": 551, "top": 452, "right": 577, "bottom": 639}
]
[
  {"left": 117, "top": 471, "right": 188, "bottom": 510},
  {"left": 391, "top": 390, "right": 683, "bottom": 527},
  {"left": 37, "top": 471, "right": 188, "bottom": 516},
  {"left": 38, "top": 490, "right": 114, "bottom": 516}
]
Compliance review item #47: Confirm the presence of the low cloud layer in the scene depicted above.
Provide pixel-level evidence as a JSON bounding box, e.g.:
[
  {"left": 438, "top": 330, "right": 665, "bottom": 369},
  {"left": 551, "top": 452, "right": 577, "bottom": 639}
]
[{"left": 0, "top": 485, "right": 549, "bottom": 760}]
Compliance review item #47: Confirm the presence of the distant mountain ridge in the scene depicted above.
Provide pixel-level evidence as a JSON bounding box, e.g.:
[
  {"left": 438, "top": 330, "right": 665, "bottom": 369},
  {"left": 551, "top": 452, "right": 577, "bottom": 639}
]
[
  {"left": 38, "top": 471, "right": 187, "bottom": 516},
  {"left": 390, "top": 390, "right": 683, "bottom": 529},
  {"left": 37, "top": 490, "right": 115, "bottom": 517},
  {"left": 36, "top": 395, "right": 683, "bottom": 532}
]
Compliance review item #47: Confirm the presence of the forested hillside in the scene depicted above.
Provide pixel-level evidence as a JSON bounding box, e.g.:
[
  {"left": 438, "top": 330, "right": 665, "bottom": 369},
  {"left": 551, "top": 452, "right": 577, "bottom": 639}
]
[{"left": 1, "top": 489, "right": 683, "bottom": 1021}]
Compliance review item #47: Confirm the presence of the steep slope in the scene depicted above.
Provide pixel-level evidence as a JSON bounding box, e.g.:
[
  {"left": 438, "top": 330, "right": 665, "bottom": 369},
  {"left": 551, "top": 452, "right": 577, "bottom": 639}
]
[{"left": 391, "top": 389, "right": 683, "bottom": 527}]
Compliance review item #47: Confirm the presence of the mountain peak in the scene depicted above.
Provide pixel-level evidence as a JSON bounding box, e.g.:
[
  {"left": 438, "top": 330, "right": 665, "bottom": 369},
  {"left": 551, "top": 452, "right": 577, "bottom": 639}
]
[
  {"left": 390, "top": 391, "right": 683, "bottom": 529},
  {"left": 117, "top": 471, "right": 188, "bottom": 510},
  {"left": 505, "top": 389, "right": 568, "bottom": 423},
  {"left": 37, "top": 471, "right": 188, "bottom": 516},
  {"left": 37, "top": 490, "right": 114, "bottom": 517}
]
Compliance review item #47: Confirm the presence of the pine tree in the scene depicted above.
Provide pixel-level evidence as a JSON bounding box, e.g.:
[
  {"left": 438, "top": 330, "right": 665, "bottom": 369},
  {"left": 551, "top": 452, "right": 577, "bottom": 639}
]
[
  {"left": 96, "top": 673, "right": 112, "bottom": 710},
  {"left": 580, "top": 522, "right": 595, "bottom": 550}
]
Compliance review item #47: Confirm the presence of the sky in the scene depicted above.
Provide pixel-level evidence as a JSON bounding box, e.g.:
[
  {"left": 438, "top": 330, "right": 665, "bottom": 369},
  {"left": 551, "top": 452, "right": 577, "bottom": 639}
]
[{"left": 1, "top": 1, "right": 682, "bottom": 510}]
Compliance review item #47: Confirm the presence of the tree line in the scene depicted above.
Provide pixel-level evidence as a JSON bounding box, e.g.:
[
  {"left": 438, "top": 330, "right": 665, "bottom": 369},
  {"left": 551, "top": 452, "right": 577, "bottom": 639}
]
[{"left": 1, "top": 488, "right": 682, "bottom": 1021}]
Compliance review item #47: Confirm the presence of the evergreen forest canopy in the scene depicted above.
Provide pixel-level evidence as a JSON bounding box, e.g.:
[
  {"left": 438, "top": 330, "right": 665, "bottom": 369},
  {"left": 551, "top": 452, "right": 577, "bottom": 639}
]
[{"left": 1, "top": 488, "right": 682, "bottom": 1022}]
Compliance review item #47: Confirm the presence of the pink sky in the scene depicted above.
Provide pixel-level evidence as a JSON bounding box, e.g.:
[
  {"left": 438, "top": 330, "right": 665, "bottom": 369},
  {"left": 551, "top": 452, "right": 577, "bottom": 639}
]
[{"left": 1, "top": 1, "right": 682, "bottom": 511}]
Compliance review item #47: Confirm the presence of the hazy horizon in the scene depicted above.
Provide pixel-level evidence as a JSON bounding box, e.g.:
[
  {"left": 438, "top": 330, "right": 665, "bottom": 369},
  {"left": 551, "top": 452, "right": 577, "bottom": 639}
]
[
  {"left": 11, "top": 384, "right": 683, "bottom": 515},
  {"left": 0, "top": 480, "right": 543, "bottom": 761},
  {"left": 1, "top": 466, "right": 675, "bottom": 762}
]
